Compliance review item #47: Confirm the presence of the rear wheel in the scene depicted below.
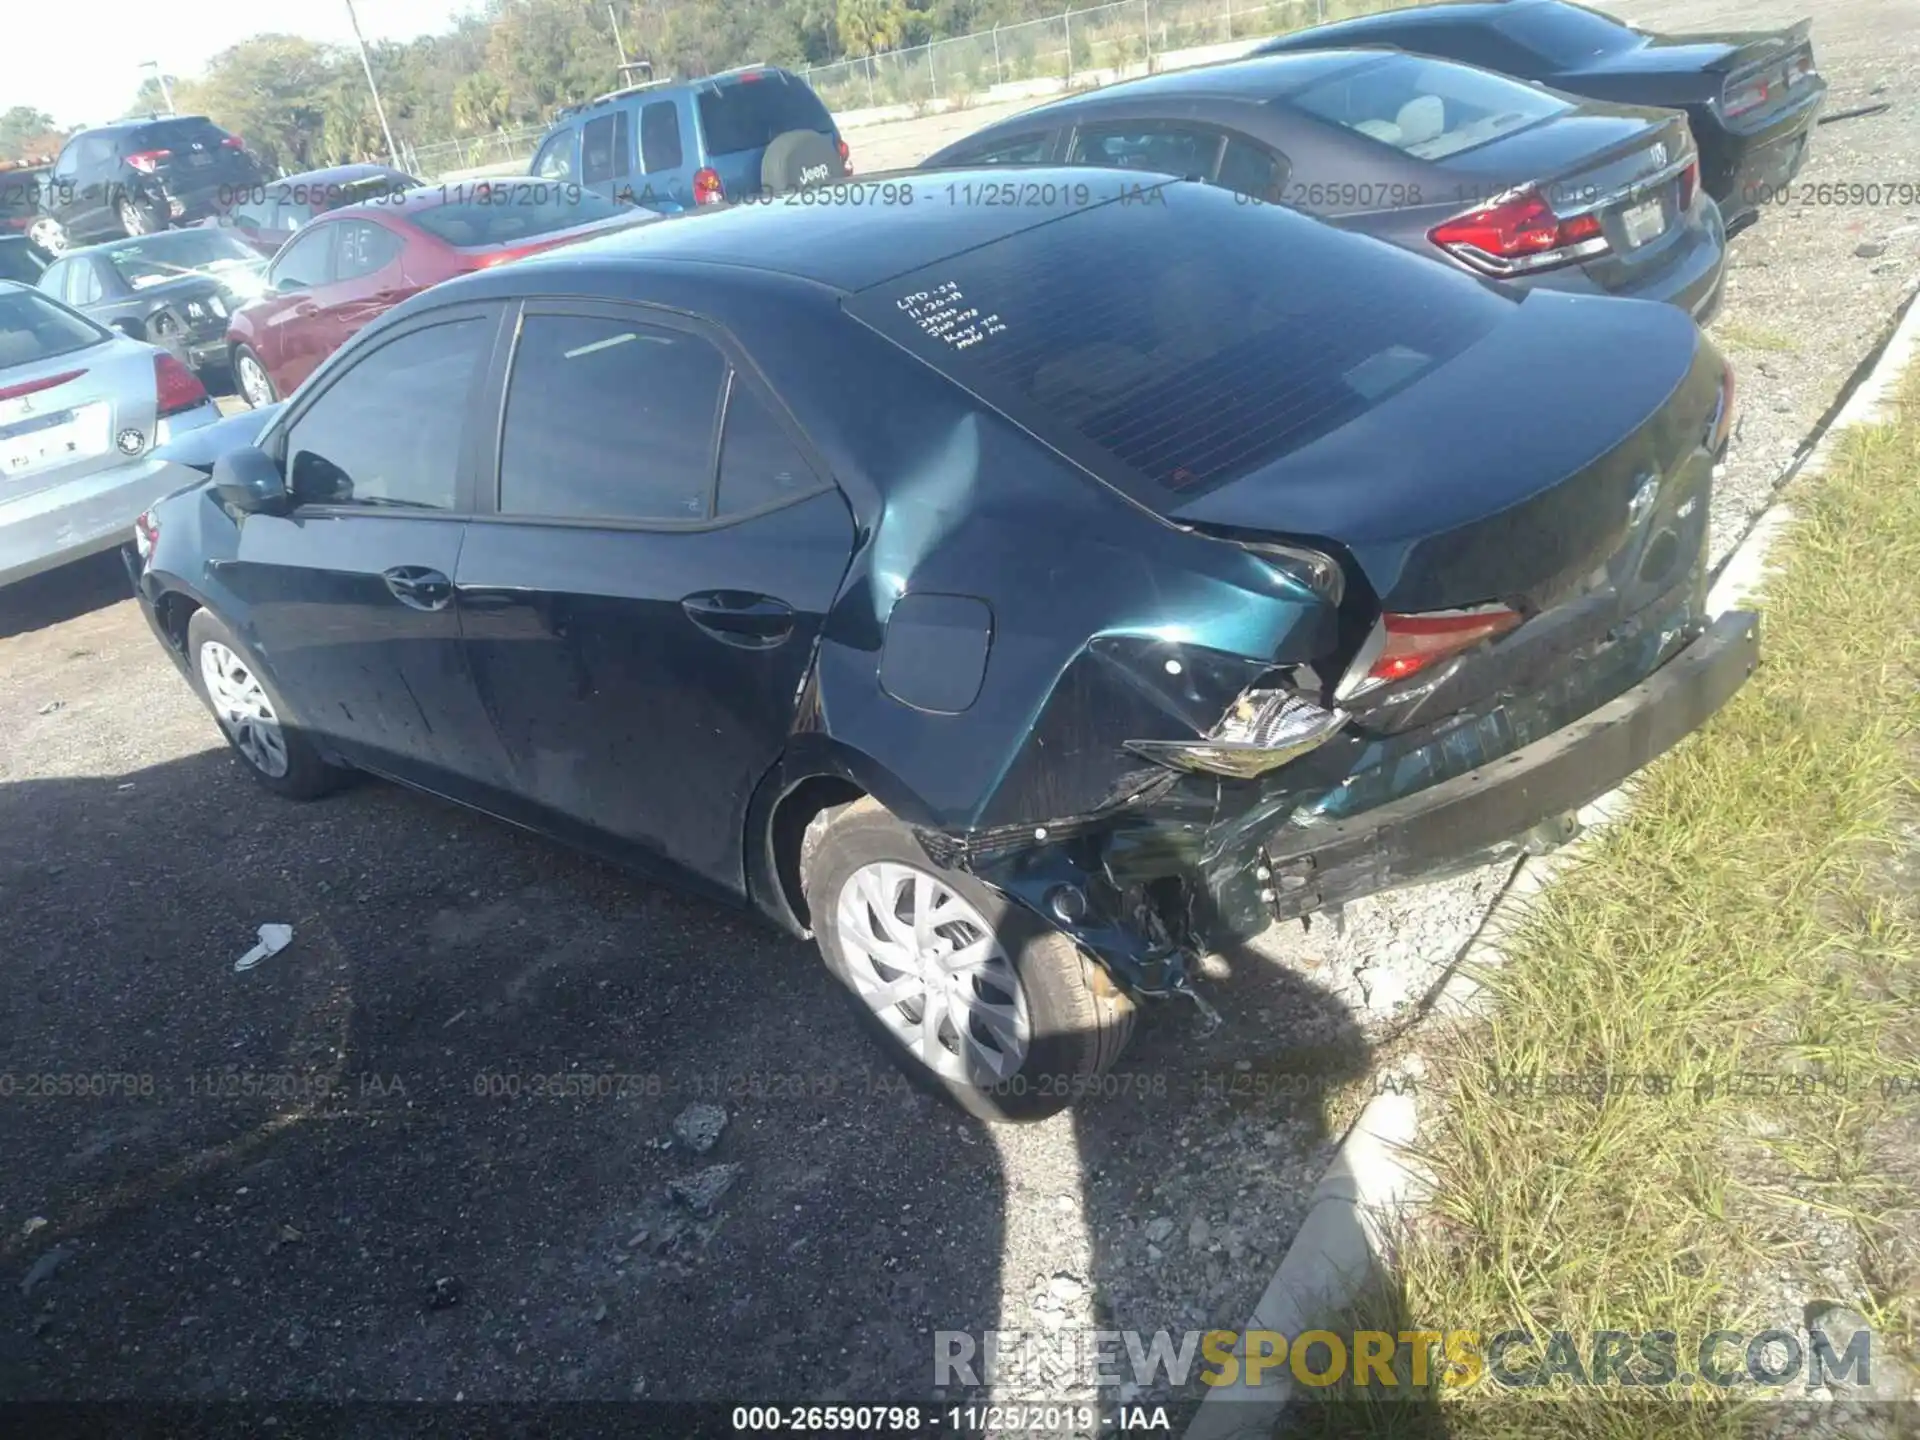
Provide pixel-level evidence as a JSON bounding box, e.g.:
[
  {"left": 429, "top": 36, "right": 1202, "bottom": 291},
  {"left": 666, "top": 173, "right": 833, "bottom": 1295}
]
[
  {"left": 233, "top": 345, "right": 277, "bottom": 408},
  {"left": 802, "top": 798, "right": 1135, "bottom": 1122},
  {"left": 27, "top": 216, "right": 67, "bottom": 256},
  {"left": 186, "top": 608, "right": 345, "bottom": 800},
  {"left": 116, "top": 193, "right": 157, "bottom": 237},
  {"left": 760, "top": 129, "right": 840, "bottom": 196}
]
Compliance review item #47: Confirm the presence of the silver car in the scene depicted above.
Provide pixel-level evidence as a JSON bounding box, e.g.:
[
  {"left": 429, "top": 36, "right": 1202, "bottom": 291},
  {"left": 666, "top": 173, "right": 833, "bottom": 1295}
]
[{"left": 0, "top": 279, "right": 220, "bottom": 586}]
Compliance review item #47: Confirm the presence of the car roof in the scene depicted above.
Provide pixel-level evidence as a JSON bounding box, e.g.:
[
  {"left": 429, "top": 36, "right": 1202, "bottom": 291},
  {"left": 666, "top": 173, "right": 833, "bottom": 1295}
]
[
  {"left": 556, "top": 63, "right": 810, "bottom": 120},
  {"left": 498, "top": 166, "right": 1184, "bottom": 293},
  {"left": 1261, "top": 0, "right": 1556, "bottom": 41},
  {"left": 272, "top": 163, "right": 412, "bottom": 189},
  {"left": 964, "top": 48, "right": 1393, "bottom": 129},
  {"left": 80, "top": 114, "right": 220, "bottom": 136}
]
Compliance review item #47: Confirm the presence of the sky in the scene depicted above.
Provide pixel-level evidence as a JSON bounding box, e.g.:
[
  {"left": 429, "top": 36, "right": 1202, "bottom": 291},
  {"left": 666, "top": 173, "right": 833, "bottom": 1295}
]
[{"left": 11, "top": 0, "right": 482, "bottom": 131}]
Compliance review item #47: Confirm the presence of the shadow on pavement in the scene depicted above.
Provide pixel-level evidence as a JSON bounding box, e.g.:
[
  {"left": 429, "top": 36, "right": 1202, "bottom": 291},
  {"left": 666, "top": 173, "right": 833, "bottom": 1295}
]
[{"left": 0, "top": 552, "right": 133, "bottom": 642}]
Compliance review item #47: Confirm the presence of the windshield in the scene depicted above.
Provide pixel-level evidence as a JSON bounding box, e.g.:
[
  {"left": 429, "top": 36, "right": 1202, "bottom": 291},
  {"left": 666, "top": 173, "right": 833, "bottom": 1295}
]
[
  {"left": 696, "top": 73, "right": 834, "bottom": 156},
  {"left": 1494, "top": 2, "right": 1642, "bottom": 66},
  {"left": 844, "top": 180, "right": 1508, "bottom": 507},
  {"left": 410, "top": 182, "right": 630, "bottom": 247},
  {"left": 98, "top": 231, "right": 266, "bottom": 289},
  {"left": 0, "top": 286, "right": 108, "bottom": 369},
  {"left": 1291, "top": 53, "right": 1570, "bottom": 160}
]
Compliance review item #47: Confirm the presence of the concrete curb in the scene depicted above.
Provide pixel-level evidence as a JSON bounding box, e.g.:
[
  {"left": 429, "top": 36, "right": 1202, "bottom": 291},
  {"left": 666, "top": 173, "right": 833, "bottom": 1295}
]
[{"left": 1183, "top": 279, "right": 1920, "bottom": 1440}]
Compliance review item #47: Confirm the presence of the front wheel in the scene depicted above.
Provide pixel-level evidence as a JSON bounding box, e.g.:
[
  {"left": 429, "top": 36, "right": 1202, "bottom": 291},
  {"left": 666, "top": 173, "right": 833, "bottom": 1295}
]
[
  {"left": 232, "top": 345, "right": 278, "bottom": 408},
  {"left": 186, "top": 608, "right": 346, "bottom": 800},
  {"left": 802, "top": 799, "right": 1135, "bottom": 1122}
]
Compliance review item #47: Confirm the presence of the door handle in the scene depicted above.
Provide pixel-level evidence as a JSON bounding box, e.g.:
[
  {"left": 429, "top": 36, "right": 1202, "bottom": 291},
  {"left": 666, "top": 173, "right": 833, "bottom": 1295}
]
[
  {"left": 383, "top": 565, "right": 452, "bottom": 612},
  {"left": 681, "top": 590, "right": 795, "bottom": 649}
]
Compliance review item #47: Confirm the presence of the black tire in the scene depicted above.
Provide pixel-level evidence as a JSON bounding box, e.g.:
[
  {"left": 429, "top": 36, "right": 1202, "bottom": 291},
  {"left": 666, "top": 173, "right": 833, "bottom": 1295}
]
[
  {"left": 802, "top": 798, "right": 1135, "bottom": 1122},
  {"left": 232, "top": 344, "right": 278, "bottom": 408},
  {"left": 116, "top": 192, "right": 158, "bottom": 237},
  {"left": 185, "top": 608, "right": 346, "bottom": 800},
  {"left": 760, "top": 129, "right": 840, "bottom": 195}
]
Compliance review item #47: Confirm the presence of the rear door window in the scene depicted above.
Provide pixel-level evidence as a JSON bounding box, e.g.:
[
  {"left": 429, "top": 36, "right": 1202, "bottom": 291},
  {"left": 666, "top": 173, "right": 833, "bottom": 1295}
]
[
  {"left": 1493, "top": 2, "right": 1641, "bottom": 67},
  {"left": 583, "top": 114, "right": 627, "bottom": 184},
  {"left": 696, "top": 73, "right": 833, "bottom": 157},
  {"left": 946, "top": 132, "right": 1058, "bottom": 165},
  {"left": 335, "top": 221, "right": 400, "bottom": 280},
  {"left": 640, "top": 101, "right": 684, "bottom": 172},
  {"left": 1067, "top": 124, "right": 1226, "bottom": 179},
  {"left": 1215, "top": 136, "right": 1291, "bottom": 201},
  {"left": 716, "top": 381, "right": 821, "bottom": 517},
  {"left": 285, "top": 320, "right": 487, "bottom": 509},
  {"left": 843, "top": 181, "right": 1507, "bottom": 507},
  {"left": 1290, "top": 51, "right": 1569, "bottom": 159},
  {"left": 497, "top": 313, "right": 727, "bottom": 523}
]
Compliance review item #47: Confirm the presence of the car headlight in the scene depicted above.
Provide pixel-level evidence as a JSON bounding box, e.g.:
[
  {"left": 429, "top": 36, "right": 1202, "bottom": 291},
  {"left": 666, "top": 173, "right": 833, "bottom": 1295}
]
[{"left": 1126, "top": 687, "right": 1347, "bottom": 779}]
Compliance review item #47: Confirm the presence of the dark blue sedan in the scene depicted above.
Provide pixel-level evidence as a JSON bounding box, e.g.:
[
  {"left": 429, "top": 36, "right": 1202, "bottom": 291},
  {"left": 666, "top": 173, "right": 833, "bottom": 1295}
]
[{"left": 128, "top": 173, "right": 1756, "bottom": 1118}]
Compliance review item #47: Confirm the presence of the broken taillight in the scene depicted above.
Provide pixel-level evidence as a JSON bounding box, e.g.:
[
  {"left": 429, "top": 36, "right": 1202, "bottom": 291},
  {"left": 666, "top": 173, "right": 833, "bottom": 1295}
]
[
  {"left": 133, "top": 509, "right": 159, "bottom": 566},
  {"left": 1371, "top": 607, "right": 1523, "bottom": 684},
  {"left": 1127, "top": 688, "right": 1347, "bottom": 780},
  {"left": 1430, "top": 187, "right": 1608, "bottom": 277},
  {"left": 1721, "top": 73, "right": 1771, "bottom": 119}
]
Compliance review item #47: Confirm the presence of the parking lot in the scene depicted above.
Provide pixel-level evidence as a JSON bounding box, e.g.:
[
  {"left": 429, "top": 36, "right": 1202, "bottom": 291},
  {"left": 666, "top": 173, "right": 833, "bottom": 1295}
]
[{"left": 3, "top": 0, "right": 1918, "bottom": 1412}]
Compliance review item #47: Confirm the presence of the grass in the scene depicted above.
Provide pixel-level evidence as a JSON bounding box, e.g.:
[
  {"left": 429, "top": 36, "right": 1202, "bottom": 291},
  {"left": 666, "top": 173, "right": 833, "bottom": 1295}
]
[
  {"left": 1714, "top": 323, "right": 1800, "bottom": 355},
  {"left": 1313, "top": 366, "right": 1920, "bottom": 1436}
]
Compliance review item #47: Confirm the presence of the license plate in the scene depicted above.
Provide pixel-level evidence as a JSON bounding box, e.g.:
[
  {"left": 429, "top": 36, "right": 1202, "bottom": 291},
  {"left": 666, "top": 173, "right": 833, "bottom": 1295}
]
[
  {"left": 0, "top": 403, "right": 109, "bottom": 475},
  {"left": 1622, "top": 198, "right": 1667, "bottom": 248}
]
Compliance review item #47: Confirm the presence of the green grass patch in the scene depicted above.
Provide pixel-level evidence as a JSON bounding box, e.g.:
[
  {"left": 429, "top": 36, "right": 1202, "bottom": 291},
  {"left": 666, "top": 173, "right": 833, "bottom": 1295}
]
[{"left": 1320, "top": 366, "right": 1920, "bottom": 1435}]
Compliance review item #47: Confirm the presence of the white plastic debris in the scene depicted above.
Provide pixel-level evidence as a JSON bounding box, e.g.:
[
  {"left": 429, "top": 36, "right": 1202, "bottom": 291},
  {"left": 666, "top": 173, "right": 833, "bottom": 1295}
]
[{"left": 234, "top": 923, "right": 294, "bottom": 973}]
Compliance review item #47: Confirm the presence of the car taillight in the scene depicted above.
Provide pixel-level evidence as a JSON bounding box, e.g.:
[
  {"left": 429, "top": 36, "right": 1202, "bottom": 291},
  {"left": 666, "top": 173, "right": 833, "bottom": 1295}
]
[
  {"left": 1341, "top": 606, "right": 1524, "bottom": 695},
  {"left": 1707, "top": 362, "right": 1736, "bottom": 453},
  {"left": 1127, "top": 688, "right": 1348, "bottom": 780},
  {"left": 1679, "top": 159, "right": 1698, "bottom": 211},
  {"left": 693, "top": 167, "right": 724, "bottom": 206},
  {"left": 1721, "top": 74, "right": 1771, "bottom": 119},
  {"left": 154, "top": 352, "right": 207, "bottom": 417},
  {"left": 133, "top": 509, "right": 159, "bottom": 564},
  {"left": 126, "top": 149, "right": 172, "bottom": 174},
  {"left": 1429, "top": 187, "right": 1608, "bottom": 277},
  {"left": 1784, "top": 52, "right": 1816, "bottom": 85},
  {"left": 837, "top": 137, "right": 852, "bottom": 174},
  {"left": 222, "top": 135, "right": 245, "bottom": 149}
]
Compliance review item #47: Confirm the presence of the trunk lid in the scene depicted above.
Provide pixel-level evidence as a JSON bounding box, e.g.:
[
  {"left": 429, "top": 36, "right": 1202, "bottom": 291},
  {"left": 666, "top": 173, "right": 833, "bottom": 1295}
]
[
  {"left": 0, "top": 336, "right": 157, "bottom": 504},
  {"left": 1168, "top": 290, "right": 1708, "bottom": 614}
]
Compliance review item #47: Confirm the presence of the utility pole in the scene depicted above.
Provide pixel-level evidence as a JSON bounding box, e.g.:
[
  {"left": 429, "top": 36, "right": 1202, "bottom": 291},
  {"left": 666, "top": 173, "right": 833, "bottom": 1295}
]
[
  {"left": 608, "top": 4, "right": 630, "bottom": 70},
  {"left": 343, "top": 0, "right": 403, "bottom": 170},
  {"left": 140, "top": 62, "right": 177, "bottom": 115}
]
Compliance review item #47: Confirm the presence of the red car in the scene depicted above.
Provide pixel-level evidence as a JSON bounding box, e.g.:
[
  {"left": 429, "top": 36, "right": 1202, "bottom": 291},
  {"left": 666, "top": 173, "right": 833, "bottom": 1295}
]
[{"left": 225, "top": 180, "right": 651, "bottom": 406}]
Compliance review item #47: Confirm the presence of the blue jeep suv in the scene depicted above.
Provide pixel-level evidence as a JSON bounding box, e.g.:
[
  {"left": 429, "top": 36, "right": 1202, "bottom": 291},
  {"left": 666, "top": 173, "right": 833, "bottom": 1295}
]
[{"left": 530, "top": 65, "right": 850, "bottom": 213}]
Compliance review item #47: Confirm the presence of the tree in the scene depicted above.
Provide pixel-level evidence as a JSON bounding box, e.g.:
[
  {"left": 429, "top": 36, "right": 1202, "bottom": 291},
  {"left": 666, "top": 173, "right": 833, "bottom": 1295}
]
[
  {"left": 0, "top": 106, "right": 60, "bottom": 162},
  {"left": 837, "top": 0, "right": 910, "bottom": 58},
  {"left": 453, "top": 73, "right": 513, "bottom": 133}
]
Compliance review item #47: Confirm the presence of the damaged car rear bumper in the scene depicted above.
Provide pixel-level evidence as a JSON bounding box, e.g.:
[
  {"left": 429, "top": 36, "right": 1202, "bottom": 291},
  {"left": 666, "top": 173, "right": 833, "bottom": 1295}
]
[
  {"left": 948, "top": 609, "right": 1759, "bottom": 994},
  {"left": 1220, "top": 607, "right": 1760, "bottom": 932}
]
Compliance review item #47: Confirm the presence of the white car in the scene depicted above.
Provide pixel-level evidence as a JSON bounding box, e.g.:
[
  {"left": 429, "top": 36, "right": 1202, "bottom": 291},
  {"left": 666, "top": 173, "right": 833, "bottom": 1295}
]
[{"left": 0, "top": 279, "right": 220, "bottom": 586}]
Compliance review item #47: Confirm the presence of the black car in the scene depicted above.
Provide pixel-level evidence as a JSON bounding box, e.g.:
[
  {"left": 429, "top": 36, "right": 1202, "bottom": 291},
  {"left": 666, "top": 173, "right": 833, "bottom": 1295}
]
[
  {"left": 925, "top": 51, "right": 1726, "bottom": 318},
  {"left": 1255, "top": 0, "right": 1825, "bottom": 224},
  {"left": 130, "top": 173, "right": 1756, "bottom": 1119},
  {"left": 29, "top": 116, "right": 266, "bottom": 256},
  {"left": 37, "top": 229, "right": 268, "bottom": 378},
  {"left": 0, "top": 234, "right": 50, "bottom": 285}
]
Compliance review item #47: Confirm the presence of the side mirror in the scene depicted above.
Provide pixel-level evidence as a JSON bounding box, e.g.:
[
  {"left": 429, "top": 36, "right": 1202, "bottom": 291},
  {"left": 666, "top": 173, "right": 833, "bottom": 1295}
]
[
  {"left": 273, "top": 274, "right": 304, "bottom": 294},
  {"left": 212, "top": 445, "right": 291, "bottom": 515}
]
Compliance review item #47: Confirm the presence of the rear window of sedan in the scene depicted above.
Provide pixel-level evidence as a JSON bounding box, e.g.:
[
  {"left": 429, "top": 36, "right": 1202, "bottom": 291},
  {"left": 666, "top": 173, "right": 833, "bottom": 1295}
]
[
  {"left": 100, "top": 230, "right": 263, "bottom": 289},
  {"left": 408, "top": 183, "right": 629, "bottom": 247},
  {"left": 696, "top": 73, "right": 834, "bottom": 157},
  {"left": 1493, "top": 2, "right": 1641, "bottom": 67},
  {"left": 1290, "top": 52, "right": 1569, "bottom": 160},
  {"left": 0, "top": 287, "right": 108, "bottom": 368},
  {"left": 844, "top": 181, "right": 1508, "bottom": 506}
]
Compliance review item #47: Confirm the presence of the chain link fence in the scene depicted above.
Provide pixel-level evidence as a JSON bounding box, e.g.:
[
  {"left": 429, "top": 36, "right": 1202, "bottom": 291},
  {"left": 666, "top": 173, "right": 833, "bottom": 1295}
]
[
  {"left": 404, "top": 124, "right": 551, "bottom": 182},
  {"left": 406, "top": 0, "right": 1398, "bottom": 180},
  {"left": 800, "top": 0, "right": 1377, "bottom": 115}
]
